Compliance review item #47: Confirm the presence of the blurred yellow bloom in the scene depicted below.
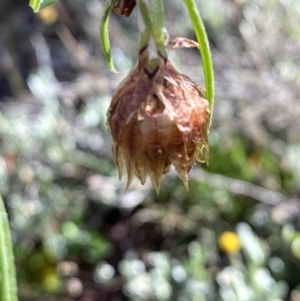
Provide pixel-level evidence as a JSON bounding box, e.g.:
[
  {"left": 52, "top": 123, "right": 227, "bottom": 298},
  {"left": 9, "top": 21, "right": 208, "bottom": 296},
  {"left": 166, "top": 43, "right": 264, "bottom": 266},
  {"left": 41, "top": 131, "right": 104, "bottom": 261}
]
[
  {"left": 218, "top": 231, "right": 241, "bottom": 254},
  {"left": 42, "top": 267, "right": 61, "bottom": 292},
  {"left": 37, "top": 6, "right": 58, "bottom": 24}
]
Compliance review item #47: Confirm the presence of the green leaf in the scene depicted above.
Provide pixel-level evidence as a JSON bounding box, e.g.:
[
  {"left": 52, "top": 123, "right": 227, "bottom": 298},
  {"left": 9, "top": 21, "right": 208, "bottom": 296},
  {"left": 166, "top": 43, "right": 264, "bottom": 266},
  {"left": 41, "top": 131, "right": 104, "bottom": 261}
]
[
  {"left": 183, "top": 0, "right": 215, "bottom": 129},
  {"left": 29, "top": 0, "right": 58, "bottom": 13},
  {"left": 100, "top": 0, "right": 118, "bottom": 73},
  {"left": 0, "top": 195, "right": 18, "bottom": 301}
]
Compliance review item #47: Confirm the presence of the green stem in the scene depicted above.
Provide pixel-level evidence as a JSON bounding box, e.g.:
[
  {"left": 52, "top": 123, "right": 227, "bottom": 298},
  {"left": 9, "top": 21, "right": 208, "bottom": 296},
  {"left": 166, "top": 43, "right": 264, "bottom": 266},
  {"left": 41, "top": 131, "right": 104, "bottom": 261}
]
[
  {"left": 0, "top": 195, "right": 18, "bottom": 301},
  {"left": 100, "top": 0, "right": 117, "bottom": 73},
  {"left": 137, "top": 0, "right": 167, "bottom": 74},
  {"left": 150, "top": 0, "right": 165, "bottom": 45},
  {"left": 137, "top": 0, "right": 166, "bottom": 48},
  {"left": 183, "top": 0, "right": 214, "bottom": 127}
]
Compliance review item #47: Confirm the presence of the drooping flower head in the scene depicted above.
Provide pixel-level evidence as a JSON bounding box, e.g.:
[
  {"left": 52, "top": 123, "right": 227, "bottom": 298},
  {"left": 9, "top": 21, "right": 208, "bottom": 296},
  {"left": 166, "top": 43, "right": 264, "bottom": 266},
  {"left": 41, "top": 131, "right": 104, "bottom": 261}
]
[{"left": 106, "top": 0, "right": 210, "bottom": 193}]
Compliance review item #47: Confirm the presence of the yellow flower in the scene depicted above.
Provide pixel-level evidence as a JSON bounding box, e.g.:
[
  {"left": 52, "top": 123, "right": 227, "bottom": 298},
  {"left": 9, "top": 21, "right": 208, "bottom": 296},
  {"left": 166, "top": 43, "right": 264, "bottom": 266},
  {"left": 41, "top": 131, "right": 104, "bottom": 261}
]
[
  {"left": 218, "top": 231, "right": 241, "bottom": 254},
  {"left": 37, "top": 6, "right": 58, "bottom": 24},
  {"left": 107, "top": 44, "right": 210, "bottom": 193},
  {"left": 42, "top": 267, "right": 61, "bottom": 292}
]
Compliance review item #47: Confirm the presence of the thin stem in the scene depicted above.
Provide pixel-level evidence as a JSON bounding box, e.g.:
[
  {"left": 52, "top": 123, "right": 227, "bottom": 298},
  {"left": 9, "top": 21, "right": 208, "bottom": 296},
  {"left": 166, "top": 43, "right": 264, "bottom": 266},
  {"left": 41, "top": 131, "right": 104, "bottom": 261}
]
[{"left": 183, "top": 0, "right": 214, "bottom": 128}]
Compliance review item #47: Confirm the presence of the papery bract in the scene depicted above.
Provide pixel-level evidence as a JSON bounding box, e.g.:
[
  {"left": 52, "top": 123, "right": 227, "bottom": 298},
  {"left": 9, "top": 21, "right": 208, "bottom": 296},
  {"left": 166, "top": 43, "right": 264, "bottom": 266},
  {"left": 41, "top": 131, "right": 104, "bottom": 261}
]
[{"left": 107, "top": 46, "right": 210, "bottom": 193}]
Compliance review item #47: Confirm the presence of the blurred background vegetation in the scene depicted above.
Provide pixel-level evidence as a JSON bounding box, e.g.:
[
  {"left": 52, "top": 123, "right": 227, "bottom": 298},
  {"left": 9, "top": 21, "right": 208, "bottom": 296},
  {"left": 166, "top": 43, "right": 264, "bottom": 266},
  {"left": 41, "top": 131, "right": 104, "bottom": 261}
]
[{"left": 0, "top": 0, "right": 300, "bottom": 300}]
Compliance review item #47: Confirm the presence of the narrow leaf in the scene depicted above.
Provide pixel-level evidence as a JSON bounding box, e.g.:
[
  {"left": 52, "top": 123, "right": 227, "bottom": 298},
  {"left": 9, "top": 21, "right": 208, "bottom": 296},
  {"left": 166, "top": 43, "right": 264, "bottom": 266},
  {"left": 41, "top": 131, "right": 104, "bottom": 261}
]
[
  {"left": 100, "top": 0, "right": 118, "bottom": 73},
  {"left": 39, "top": 0, "right": 58, "bottom": 11},
  {"left": 29, "top": 0, "right": 41, "bottom": 12},
  {"left": 30, "top": 0, "right": 58, "bottom": 13},
  {"left": 0, "top": 195, "right": 18, "bottom": 301}
]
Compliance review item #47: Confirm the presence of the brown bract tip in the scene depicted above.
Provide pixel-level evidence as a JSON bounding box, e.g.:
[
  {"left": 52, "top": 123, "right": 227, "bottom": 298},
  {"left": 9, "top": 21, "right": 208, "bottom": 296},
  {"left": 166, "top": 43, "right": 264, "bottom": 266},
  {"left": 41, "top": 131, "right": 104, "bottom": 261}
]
[{"left": 112, "top": 0, "right": 136, "bottom": 17}]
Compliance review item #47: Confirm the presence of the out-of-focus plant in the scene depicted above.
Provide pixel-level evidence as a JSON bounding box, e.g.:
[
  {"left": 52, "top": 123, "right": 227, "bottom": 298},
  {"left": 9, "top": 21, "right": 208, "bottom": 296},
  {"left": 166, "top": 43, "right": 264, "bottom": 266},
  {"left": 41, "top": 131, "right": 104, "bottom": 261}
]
[
  {"left": 0, "top": 45, "right": 117, "bottom": 296},
  {"left": 113, "top": 223, "right": 288, "bottom": 301}
]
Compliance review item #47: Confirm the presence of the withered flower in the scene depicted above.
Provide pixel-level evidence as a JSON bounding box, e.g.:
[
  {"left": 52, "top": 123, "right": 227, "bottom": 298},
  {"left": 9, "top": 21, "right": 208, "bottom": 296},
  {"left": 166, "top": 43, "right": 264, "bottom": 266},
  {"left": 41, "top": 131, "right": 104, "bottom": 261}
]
[{"left": 107, "top": 43, "right": 210, "bottom": 193}]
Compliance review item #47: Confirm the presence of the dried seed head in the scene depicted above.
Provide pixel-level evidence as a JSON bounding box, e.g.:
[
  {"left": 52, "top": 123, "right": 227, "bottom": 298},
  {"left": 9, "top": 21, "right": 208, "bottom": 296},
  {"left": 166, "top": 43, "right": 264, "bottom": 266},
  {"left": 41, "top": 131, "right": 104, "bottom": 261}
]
[{"left": 107, "top": 47, "right": 210, "bottom": 193}]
